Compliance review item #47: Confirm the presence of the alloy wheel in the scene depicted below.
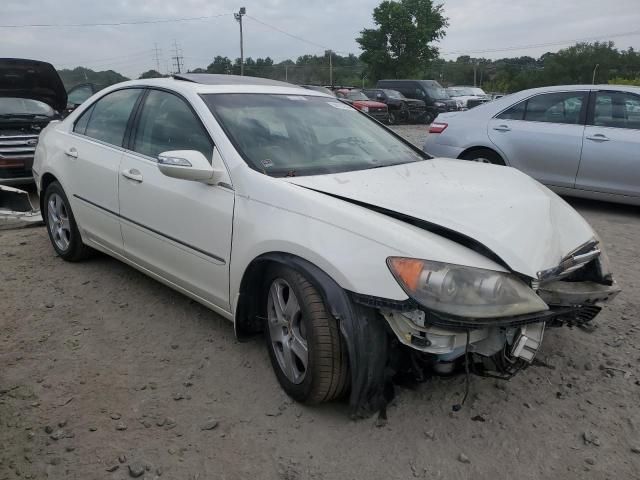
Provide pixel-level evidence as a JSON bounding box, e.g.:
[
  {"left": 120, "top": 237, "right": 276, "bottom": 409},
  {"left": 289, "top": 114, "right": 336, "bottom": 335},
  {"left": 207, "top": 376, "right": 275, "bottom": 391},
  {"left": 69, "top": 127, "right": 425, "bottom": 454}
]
[
  {"left": 267, "top": 278, "right": 308, "bottom": 384},
  {"left": 47, "top": 193, "right": 71, "bottom": 251}
]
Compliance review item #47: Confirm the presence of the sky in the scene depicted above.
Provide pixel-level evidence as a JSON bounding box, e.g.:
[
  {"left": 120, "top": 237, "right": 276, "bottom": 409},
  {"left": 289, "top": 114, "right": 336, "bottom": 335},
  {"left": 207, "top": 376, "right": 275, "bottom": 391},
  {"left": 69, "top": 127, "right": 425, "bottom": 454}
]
[{"left": 2, "top": 0, "right": 640, "bottom": 78}]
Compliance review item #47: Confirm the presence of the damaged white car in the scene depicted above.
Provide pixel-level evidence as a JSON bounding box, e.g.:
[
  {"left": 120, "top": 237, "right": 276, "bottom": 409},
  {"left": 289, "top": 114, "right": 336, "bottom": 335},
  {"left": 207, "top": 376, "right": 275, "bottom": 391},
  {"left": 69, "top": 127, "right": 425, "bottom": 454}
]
[{"left": 33, "top": 75, "right": 620, "bottom": 416}]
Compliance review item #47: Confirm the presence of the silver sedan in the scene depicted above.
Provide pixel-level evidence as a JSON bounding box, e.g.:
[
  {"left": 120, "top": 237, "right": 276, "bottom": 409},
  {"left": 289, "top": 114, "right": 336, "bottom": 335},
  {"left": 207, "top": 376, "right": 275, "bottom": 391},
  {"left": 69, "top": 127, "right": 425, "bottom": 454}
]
[{"left": 423, "top": 84, "right": 640, "bottom": 206}]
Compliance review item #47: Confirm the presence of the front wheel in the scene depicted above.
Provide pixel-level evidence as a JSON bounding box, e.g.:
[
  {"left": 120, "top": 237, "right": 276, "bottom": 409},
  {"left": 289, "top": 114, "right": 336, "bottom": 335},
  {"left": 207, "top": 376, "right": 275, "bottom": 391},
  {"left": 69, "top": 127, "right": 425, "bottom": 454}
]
[
  {"left": 263, "top": 265, "right": 349, "bottom": 404},
  {"left": 422, "top": 112, "right": 435, "bottom": 125},
  {"left": 43, "top": 181, "right": 92, "bottom": 261}
]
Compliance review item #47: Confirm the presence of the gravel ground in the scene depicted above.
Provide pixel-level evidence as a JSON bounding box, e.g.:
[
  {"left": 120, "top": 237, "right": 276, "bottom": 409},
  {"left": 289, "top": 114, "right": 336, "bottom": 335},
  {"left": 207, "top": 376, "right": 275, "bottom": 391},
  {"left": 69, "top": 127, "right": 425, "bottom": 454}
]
[{"left": 1, "top": 125, "right": 639, "bottom": 479}]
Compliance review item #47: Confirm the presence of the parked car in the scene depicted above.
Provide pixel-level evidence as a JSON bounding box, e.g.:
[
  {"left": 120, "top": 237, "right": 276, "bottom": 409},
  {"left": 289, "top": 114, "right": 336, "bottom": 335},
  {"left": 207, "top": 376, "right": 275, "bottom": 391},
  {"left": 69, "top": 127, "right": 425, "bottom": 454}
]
[
  {"left": 424, "top": 84, "right": 640, "bottom": 206},
  {"left": 299, "top": 85, "right": 335, "bottom": 96},
  {"left": 362, "top": 88, "right": 426, "bottom": 124},
  {"left": 446, "top": 86, "right": 490, "bottom": 109},
  {"left": 376, "top": 79, "right": 458, "bottom": 124},
  {"left": 34, "top": 75, "right": 620, "bottom": 416},
  {"left": 334, "top": 88, "right": 388, "bottom": 122},
  {"left": 65, "top": 83, "right": 101, "bottom": 115},
  {"left": 1, "top": 58, "right": 66, "bottom": 185}
]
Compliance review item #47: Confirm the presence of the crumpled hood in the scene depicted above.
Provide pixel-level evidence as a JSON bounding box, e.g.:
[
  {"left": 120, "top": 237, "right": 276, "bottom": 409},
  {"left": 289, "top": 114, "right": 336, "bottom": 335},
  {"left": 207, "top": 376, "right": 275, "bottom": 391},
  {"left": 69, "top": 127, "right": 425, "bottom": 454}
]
[
  {"left": 0, "top": 58, "right": 67, "bottom": 112},
  {"left": 285, "top": 159, "right": 595, "bottom": 278}
]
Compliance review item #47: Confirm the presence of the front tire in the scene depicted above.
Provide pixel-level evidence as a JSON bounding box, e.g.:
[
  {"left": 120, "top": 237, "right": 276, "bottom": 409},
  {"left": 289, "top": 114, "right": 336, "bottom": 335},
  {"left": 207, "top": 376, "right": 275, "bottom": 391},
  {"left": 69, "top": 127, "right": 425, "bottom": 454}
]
[
  {"left": 43, "top": 181, "right": 92, "bottom": 261},
  {"left": 263, "top": 265, "right": 349, "bottom": 404}
]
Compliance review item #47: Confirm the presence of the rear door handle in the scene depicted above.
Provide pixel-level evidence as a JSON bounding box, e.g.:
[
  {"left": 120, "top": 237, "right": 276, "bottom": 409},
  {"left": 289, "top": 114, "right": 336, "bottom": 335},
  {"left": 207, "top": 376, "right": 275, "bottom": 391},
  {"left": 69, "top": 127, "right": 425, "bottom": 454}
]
[
  {"left": 64, "top": 147, "right": 78, "bottom": 158},
  {"left": 585, "top": 134, "right": 610, "bottom": 142},
  {"left": 121, "top": 168, "right": 143, "bottom": 182},
  {"left": 493, "top": 125, "right": 511, "bottom": 132}
]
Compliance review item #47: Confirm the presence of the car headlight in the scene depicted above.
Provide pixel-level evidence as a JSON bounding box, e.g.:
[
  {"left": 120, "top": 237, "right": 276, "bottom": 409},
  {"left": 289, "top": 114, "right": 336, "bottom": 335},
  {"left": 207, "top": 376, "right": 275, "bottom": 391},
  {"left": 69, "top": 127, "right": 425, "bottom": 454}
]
[
  {"left": 387, "top": 257, "right": 548, "bottom": 318},
  {"left": 361, "top": 106, "right": 369, "bottom": 113},
  {"left": 456, "top": 100, "right": 465, "bottom": 108},
  {"left": 434, "top": 102, "right": 445, "bottom": 107}
]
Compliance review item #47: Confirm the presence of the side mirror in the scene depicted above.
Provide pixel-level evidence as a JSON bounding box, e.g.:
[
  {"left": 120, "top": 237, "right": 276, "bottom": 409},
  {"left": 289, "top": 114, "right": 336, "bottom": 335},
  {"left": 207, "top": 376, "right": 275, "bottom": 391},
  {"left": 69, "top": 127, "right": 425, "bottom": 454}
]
[{"left": 157, "top": 149, "right": 224, "bottom": 184}]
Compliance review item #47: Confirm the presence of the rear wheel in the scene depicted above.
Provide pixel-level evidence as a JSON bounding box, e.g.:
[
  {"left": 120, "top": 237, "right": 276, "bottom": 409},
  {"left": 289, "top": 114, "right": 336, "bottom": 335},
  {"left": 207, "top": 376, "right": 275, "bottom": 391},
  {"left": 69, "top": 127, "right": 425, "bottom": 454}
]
[
  {"left": 263, "top": 265, "right": 349, "bottom": 404},
  {"left": 43, "top": 181, "right": 92, "bottom": 261},
  {"left": 460, "top": 148, "right": 505, "bottom": 165}
]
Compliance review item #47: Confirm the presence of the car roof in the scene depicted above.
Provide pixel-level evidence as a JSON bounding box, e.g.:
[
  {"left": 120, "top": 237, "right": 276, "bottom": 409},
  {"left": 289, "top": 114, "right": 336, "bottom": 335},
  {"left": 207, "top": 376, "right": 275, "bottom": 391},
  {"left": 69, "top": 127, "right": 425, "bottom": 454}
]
[{"left": 97, "top": 75, "right": 331, "bottom": 97}]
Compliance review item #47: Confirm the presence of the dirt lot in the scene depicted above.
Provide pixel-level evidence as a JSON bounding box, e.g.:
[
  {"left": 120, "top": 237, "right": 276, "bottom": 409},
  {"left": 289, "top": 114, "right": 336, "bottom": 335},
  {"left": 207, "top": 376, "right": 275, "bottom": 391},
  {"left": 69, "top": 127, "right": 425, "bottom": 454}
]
[{"left": 1, "top": 125, "right": 640, "bottom": 480}]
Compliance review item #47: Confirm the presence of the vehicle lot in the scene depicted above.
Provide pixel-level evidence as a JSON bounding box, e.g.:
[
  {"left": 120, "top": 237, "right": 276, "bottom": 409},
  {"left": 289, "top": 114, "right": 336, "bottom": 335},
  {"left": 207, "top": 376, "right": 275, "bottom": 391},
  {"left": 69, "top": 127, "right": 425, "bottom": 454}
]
[{"left": 1, "top": 124, "right": 639, "bottom": 480}]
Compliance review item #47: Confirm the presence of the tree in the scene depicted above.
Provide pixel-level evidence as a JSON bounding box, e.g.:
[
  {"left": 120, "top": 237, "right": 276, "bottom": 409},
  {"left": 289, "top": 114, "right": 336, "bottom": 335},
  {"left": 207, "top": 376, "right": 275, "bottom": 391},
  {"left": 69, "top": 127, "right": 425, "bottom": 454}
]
[
  {"left": 139, "top": 69, "right": 163, "bottom": 79},
  {"left": 206, "top": 56, "right": 233, "bottom": 74},
  {"left": 357, "top": 0, "right": 448, "bottom": 80}
]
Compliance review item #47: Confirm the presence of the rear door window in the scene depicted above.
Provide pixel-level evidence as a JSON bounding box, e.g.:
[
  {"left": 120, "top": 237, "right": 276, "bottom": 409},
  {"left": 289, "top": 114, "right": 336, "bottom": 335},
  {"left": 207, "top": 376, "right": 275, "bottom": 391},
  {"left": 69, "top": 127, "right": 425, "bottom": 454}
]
[
  {"left": 497, "top": 92, "right": 586, "bottom": 124},
  {"left": 81, "top": 89, "right": 142, "bottom": 146}
]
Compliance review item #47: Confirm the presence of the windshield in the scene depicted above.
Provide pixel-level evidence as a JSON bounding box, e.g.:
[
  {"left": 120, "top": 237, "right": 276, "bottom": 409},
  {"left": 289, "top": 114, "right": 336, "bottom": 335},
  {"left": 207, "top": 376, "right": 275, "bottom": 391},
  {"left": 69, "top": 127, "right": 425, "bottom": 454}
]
[
  {"left": 344, "top": 90, "right": 369, "bottom": 101},
  {"left": 384, "top": 89, "right": 406, "bottom": 99},
  {"left": 0, "top": 97, "right": 54, "bottom": 116},
  {"left": 447, "top": 87, "right": 475, "bottom": 97},
  {"left": 471, "top": 87, "right": 487, "bottom": 96},
  {"left": 426, "top": 86, "right": 450, "bottom": 100},
  {"left": 203, "top": 93, "right": 425, "bottom": 177}
]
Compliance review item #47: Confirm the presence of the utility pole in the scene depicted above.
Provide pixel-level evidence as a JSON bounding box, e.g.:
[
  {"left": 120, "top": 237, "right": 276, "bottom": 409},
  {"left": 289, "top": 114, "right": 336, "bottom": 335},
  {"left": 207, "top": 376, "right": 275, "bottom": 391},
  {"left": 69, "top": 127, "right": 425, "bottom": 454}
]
[
  {"left": 592, "top": 63, "right": 599, "bottom": 84},
  {"left": 234, "top": 7, "right": 246, "bottom": 75},
  {"left": 153, "top": 43, "right": 161, "bottom": 72},
  {"left": 285, "top": 64, "right": 288, "bottom": 82},
  {"left": 327, "top": 50, "right": 333, "bottom": 86},
  {"left": 171, "top": 40, "right": 183, "bottom": 74}
]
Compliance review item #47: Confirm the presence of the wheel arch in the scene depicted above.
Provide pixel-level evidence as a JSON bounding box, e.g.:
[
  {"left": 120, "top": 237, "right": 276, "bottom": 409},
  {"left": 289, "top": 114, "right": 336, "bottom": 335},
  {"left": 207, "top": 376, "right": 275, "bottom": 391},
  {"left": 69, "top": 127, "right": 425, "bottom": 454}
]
[
  {"left": 458, "top": 145, "right": 507, "bottom": 165},
  {"left": 234, "top": 252, "right": 353, "bottom": 342},
  {"left": 39, "top": 172, "right": 60, "bottom": 212}
]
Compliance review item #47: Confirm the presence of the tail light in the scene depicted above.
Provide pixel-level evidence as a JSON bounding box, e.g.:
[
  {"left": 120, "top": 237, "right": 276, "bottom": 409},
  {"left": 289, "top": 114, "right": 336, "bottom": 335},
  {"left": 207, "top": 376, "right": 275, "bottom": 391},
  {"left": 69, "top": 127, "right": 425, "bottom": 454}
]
[{"left": 428, "top": 122, "right": 448, "bottom": 134}]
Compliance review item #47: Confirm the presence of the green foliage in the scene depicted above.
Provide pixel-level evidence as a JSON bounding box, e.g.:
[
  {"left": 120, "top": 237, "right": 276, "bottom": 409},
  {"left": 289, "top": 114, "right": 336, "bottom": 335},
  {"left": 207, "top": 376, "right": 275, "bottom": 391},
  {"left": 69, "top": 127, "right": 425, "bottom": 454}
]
[
  {"left": 138, "top": 69, "right": 165, "bottom": 79},
  {"left": 357, "top": 0, "right": 448, "bottom": 81},
  {"left": 57, "top": 67, "right": 129, "bottom": 90},
  {"left": 609, "top": 76, "right": 640, "bottom": 86}
]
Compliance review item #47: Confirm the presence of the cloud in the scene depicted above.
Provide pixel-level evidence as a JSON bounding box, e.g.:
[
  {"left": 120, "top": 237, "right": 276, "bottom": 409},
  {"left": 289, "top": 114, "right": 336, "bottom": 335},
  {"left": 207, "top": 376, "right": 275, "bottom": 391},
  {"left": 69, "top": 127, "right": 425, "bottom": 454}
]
[{"left": 1, "top": 0, "right": 639, "bottom": 79}]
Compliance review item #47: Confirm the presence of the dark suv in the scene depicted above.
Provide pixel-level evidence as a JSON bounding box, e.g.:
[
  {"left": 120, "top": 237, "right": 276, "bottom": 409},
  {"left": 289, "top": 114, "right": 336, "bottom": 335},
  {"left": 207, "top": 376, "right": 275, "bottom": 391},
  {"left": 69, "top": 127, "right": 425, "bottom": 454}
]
[
  {"left": 362, "top": 88, "right": 426, "bottom": 124},
  {"left": 376, "top": 79, "right": 458, "bottom": 123},
  {"left": 1, "top": 59, "right": 66, "bottom": 185}
]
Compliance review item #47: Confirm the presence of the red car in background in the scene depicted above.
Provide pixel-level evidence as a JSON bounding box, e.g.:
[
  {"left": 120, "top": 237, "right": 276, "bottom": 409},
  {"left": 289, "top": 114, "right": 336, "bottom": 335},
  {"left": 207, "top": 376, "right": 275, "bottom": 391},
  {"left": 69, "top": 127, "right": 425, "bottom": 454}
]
[{"left": 334, "top": 89, "right": 389, "bottom": 123}]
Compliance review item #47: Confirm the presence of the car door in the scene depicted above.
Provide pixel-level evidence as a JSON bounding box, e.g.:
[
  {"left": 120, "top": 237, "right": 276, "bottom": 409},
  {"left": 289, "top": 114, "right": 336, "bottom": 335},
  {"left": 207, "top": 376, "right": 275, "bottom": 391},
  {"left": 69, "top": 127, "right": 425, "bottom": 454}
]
[
  {"left": 576, "top": 90, "right": 640, "bottom": 198},
  {"left": 118, "top": 88, "right": 234, "bottom": 310},
  {"left": 65, "top": 87, "right": 144, "bottom": 255},
  {"left": 488, "top": 90, "right": 588, "bottom": 188}
]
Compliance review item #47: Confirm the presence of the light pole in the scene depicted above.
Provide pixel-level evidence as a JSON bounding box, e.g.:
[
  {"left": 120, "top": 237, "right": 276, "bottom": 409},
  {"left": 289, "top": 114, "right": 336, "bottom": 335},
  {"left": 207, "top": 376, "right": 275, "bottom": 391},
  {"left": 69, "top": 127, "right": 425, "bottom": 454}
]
[
  {"left": 592, "top": 63, "right": 599, "bottom": 85},
  {"left": 234, "top": 7, "right": 246, "bottom": 75}
]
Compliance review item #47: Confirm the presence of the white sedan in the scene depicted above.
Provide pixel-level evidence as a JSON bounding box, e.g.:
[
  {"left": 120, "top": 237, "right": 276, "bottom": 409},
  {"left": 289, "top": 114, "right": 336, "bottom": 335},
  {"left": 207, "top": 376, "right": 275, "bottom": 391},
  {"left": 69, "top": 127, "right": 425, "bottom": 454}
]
[
  {"left": 33, "top": 75, "right": 620, "bottom": 416},
  {"left": 424, "top": 84, "right": 640, "bottom": 206}
]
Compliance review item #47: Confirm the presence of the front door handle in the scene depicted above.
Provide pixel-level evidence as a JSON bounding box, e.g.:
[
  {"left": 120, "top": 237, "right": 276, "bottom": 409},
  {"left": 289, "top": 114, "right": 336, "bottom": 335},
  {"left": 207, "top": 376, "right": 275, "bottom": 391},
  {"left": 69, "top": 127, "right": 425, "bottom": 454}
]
[
  {"left": 121, "top": 168, "right": 143, "bottom": 182},
  {"left": 64, "top": 147, "right": 78, "bottom": 158},
  {"left": 585, "top": 134, "right": 610, "bottom": 142},
  {"left": 493, "top": 125, "right": 511, "bottom": 132}
]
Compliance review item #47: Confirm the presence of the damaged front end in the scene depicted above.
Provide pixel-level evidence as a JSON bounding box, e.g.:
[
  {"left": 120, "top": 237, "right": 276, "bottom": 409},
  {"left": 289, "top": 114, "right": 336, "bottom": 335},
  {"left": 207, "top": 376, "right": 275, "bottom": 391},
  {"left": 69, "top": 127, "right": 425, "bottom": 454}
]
[
  {"left": 0, "top": 185, "right": 42, "bottom": 229},
  {"left": 370, "top": 240, "right": 620, "bottom": 383}
]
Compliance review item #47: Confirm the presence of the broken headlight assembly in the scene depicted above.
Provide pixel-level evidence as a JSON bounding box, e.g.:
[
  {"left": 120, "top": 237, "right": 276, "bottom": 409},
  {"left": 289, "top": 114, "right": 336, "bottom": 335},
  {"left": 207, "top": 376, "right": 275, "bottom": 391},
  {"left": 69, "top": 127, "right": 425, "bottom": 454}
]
[{"left": 387, "top": 257, "right": 548, "bottom": 319}]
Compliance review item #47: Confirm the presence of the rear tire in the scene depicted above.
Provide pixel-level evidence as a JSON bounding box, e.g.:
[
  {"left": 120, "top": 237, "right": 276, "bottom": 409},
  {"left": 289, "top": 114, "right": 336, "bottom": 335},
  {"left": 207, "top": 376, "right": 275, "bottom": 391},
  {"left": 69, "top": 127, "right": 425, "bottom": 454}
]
[
  {"left": 460, "top": 148, "right": 505, "bottom": 165},
  {"left": 43, "top": 181, "right": 93, "bottom": 261},
  {"left": 422, "top": 111, "right": 435, "bottom": 125},
  {"left": 263, "top": 265, "right": 349, "bottom": 404}
]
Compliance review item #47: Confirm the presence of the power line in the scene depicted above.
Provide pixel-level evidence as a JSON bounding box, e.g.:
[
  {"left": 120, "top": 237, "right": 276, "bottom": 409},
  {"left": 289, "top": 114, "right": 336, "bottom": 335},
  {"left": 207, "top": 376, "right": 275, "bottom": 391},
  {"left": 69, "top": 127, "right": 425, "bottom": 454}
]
[
  {"left": 56, "top": 50, "right": 154, "bottom": 68},
  {"left": 441, "top": 28, "right": 640, "bottom": 56},
  {"left": 0, "top": 12, "right": 233, "bottom": 28},
  {"left": 245, "top": 15, "right": 348, "bottom": 55}
]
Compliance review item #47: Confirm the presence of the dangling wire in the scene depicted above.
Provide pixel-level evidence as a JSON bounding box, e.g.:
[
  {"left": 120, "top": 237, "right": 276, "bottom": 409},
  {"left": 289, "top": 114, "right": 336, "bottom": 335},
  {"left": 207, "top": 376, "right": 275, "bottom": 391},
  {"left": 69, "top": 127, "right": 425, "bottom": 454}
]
[{"left": 452, "top": 330, "right": 471, "bottom": 412}]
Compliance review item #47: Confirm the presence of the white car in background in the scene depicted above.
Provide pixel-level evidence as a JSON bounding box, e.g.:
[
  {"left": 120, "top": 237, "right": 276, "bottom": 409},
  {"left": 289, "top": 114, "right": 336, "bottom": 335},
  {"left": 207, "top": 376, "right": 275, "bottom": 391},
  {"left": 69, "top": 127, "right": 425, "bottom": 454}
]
[
  {"left": 33, "top": 75, "right": 619, "bottom": 416},
  {"left": 446, "top": 86, "right": 490, "bottom": 109},
  {"left": 424, "top": 84, "right": 640, "bottom": 206}
]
